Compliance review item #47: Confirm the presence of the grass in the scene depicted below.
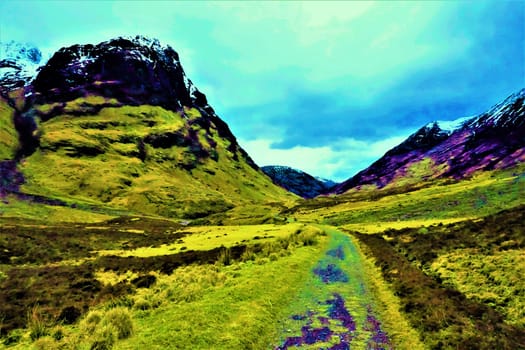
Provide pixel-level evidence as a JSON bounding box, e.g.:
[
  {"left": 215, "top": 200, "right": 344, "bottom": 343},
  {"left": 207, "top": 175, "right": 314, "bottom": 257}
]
[
  {"left": 19, "top": 102, "right": 296, "bottom": 219},
  {"left": 0, "top": 195, "right": 116, "bottom": 223},
  {"left": 431, "top": 249, "right": 525, "bottom": 327},
  {"left": 116, "top": 250, "right": 322, "bottom": 350},
  {"left": 2, "top": 221, "right": 419, "bottom": 349},
  {"left": 96, "top": 223, "right": 312, "bottom": 257},
  {"left": 351, "top": 205, "right": 525, "bottom": 348},
  {"left": 1, "top": 99, "right": 524, "bottom": 350},
  {"left": 0, "top": 225, "right": 329, "bottom": 349},
  {"left": 0, "top": 98, "right": 18, "bottom": 160},
  {"left": 290, "top": 164, "right": 524, "bottom": 229}
]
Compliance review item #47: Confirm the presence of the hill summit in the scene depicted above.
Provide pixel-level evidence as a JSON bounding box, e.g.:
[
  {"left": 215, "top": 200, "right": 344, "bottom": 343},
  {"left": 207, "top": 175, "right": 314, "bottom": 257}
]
[{"left": 0, "top": 36, "right": 294, "bottom": 218}]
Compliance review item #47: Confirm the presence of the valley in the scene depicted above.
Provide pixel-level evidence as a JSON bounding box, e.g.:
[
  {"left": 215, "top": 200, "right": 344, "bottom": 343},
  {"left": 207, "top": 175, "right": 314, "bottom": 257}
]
[
  {"left": 1, "top": 166, "right": 523, "bottom": 349},
  {"left": 0, "top": 36, "right": 523, "bottom": 349}
]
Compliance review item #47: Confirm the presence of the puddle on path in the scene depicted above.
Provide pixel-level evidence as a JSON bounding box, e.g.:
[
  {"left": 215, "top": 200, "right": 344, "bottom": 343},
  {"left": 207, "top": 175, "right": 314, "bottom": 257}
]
[{"left": 275, "top": 230, "right": 393, "bottom": 349}]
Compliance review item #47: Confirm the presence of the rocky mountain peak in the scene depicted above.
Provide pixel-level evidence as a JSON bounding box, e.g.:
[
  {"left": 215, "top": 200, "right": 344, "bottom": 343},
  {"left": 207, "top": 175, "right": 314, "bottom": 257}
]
[
  {"left": 32, "top": 35, "right": 200, "bottom": 112},
  {"left": 464, "top": 88, "right": 525, "bottom": 130},
  {"left": 13, "top": 36, "right": 255, "bottom": 168},
  {"left": 384, "top": 121, "right": 449, "bottom": 158},
  {"left": 333, "top": 88, "right": 524, "bottom": 194},
  {"left": 0, "top": 41, "right": 43, "bottom": 94}
]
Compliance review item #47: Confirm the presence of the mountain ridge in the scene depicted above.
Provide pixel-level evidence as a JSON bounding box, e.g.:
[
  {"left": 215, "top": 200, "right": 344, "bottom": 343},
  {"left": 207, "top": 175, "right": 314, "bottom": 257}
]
[
  {"left": 261, "top": 165, "right": 334, "bottom": 198},
  {"left": 333, "top": 88, "right": 525, "bottom": 194}
]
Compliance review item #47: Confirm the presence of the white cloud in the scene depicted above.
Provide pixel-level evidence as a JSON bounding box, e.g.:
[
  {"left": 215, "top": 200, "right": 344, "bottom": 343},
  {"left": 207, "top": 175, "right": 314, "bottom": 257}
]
[{"left": 239, "top": 133, "right": 411, "bottom": 182}]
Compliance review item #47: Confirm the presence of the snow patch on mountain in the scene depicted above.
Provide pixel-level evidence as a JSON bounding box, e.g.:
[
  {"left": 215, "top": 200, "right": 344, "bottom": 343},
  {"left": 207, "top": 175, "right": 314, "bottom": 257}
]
[
  {"left": 465, "top": 88, "right": 525, "bottom": 129},
  {"left": 0, "top": 41, "right": 45, "bottom": 91},
  {"left": 436, "top": 116, "right": 473, "bottom": 133}
]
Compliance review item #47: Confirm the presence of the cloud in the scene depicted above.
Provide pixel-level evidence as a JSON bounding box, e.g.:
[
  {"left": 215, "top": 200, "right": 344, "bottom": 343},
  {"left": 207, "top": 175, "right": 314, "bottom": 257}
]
[
  {"left": 239, "top": 134, "right": 410, "bottom": 182},
  {"left": 1, "top": 0, "right": 522, "bottom": 182}
]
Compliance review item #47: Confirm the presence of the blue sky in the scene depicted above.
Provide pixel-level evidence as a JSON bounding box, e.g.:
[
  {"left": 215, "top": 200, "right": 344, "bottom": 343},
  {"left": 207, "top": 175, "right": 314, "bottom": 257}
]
[{"left": 1, "top": 1, "right": 524, "bottom": 181}]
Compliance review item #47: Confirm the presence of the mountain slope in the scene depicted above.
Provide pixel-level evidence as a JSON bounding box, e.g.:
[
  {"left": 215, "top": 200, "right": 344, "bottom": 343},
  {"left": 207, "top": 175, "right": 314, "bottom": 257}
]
[
  {"left": 1, "top": 36, "right": 295, "bottom": 218},
  {"left": 0, "top": 41, "right": 43, "bottom": 94},
  {"left": 261, "top": 165, "right": 333, "bottom": 198},
  {"left": 333, "top": 89, "right": 525, "bottom": 194}
]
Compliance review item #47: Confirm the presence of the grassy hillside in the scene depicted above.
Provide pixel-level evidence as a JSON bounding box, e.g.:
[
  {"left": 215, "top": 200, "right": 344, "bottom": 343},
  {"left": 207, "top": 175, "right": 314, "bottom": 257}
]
[
  {"left": 288, "top": 164, "right": 524, "bottom": 231},
  {"left": 18, "top": 98, "right": 295, "bottom": 218},
  {"left": 0, "top": 97, "right": 18, "bottom": 160},
  {"left": 1, "top": 162, "right": 524, "bottom": 349}
]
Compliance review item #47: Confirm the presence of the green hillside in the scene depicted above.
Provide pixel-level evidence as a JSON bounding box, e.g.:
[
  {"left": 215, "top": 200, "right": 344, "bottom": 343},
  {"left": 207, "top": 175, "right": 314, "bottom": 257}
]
[
  {"left": 0, "top": 97, "right": 18, "bottom": 160},
  {"left": 16, "top": 97, "right": 295, "bottom": 219}
]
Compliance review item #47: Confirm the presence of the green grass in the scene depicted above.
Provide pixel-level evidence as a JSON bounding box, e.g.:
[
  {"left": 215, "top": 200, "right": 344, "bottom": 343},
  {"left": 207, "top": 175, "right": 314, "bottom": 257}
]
[
  {"left": 352, "top": 205, "right": 525, "bottom": 348},
  {"left": 0, "top": 224, "right": 423, "bottom": 350},
  {"left": 1, "top": 94, "right": 524, "bottom": 349},
  {"left": 116, "top": 246, "right": 322, "bottom": 350},
  {"left": 0, "top": 195, "right": 116, "bottom": 223},
  {"left": 431, "top": 249, "right": 525, "bottom": 327},
  {"left": 291, "top": 165, "right": 524, "bottom": 230},
  {"left": 1, "top": 226, "right": 328, "bottom": 349},
  {"left": 19, "top": 103, "right": 296, "bottom": 219},
  {"left": 0, "top": 97, "right": 18, "bottom": 160},
  {"left": 96, "top": 223, "right": 311, "bottom": 257}
]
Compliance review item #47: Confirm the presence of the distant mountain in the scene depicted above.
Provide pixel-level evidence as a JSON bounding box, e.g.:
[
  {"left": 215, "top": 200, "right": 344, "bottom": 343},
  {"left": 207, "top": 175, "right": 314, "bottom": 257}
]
[
  {"left": 0, "top": 41, "right": 43, "bottom": 94},
  {"left": 333, "top": 88, "right": 525, "bottom": 193},
  {"left": 261, "top": 165, "right": 334, "bottom": 198},
  {"left": 0, "top": 36, "right": 294, "bottom": 217}
]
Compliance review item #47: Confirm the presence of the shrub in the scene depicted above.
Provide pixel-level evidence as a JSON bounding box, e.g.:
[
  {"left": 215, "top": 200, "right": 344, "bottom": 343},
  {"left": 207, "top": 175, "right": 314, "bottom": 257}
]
[
  {"left": 52, "top": 325, "right": 65, "bottom": 341},
  {"left": 33, "top": 336, "right": 59, "bottom": 350},
  {"left": 133, "top": 297, "right": 152, "bottom": 311},
  {"left": 299, "top": 232, "right": 318, "bottom": 246},
  {"left": 90, "top": 323, "right": 117, "bottom": 350},
  {"left": 28, "top": 306, "right": 49, "bottom": 341},
  {"left": 80, "top": 310, "right": 103, "bottom": 334},
  {"left": 268, "top": 253, "right": 279, "bottom": 261},
  {"left": 101, "top": 307, "right": 133, "bottom": 340}
]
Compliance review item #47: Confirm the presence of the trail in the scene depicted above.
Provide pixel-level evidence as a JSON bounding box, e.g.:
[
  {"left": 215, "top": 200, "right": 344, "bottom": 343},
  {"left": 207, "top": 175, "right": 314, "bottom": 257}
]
[{"left": 274, "top": 226, "right": 393, "bottom": 350}]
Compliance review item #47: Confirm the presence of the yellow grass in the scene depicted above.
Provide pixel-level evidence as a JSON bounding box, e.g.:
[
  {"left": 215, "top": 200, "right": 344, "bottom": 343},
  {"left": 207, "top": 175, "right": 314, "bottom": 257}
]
[
  {"left": 342, "top": 217, "right": 472, "bottom": 234},
  {"left": 96, "top": 223, "right": 307, "bottom": 257}
]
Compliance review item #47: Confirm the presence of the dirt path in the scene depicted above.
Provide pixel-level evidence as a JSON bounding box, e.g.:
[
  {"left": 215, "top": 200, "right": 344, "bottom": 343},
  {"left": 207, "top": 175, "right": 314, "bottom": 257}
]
[{"left": 273, "top": 226, "right": 393, "bottom": 350}]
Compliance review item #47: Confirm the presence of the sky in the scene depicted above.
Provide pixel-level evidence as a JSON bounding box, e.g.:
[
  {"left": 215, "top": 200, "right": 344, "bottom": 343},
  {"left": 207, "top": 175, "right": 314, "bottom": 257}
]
[{"left": 1, "top": 1, "right": 524, "bottom": 181}]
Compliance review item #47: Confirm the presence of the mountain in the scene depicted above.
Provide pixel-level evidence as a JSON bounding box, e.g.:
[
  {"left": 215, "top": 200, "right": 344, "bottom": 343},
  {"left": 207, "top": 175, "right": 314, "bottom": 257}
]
[
  {"left": 261, "top": 165, "right": 333, "bottom": 198},
  {"left": 0, "top": 36, "right": 295, "bottom": 217},
  {"left": 0, "top": 41, "right": 43, "bottom": 94},
  {"left": 333, "top": 88, "right": 525, "bottom": 193}
]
